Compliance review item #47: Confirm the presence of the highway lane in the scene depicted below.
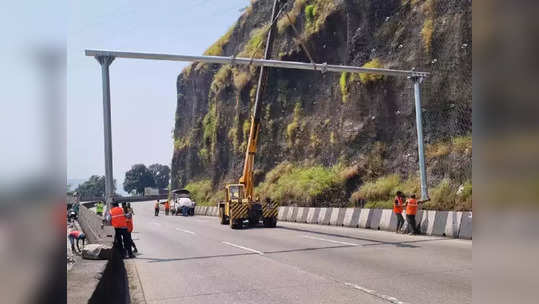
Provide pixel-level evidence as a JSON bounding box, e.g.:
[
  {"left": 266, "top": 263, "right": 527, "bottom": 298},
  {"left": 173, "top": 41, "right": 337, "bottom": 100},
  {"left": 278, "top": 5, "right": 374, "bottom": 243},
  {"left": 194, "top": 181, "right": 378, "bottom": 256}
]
[{"left": 128, "top": 202, "right": 471, "bottom": 304}]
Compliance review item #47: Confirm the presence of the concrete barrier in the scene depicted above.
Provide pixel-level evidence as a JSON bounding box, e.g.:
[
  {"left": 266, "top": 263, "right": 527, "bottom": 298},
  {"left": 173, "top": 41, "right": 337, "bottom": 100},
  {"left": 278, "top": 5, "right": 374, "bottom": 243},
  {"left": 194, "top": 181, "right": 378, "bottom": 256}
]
[
  {"left": 290, "top": 207, "right": 299, "bottom": 222},
  {"left": 358, "top": 209, "right": 371, "bottom": 228},
  {"left": 459, "top": 211, "right": 472, "bottom": 239},
  {"left": 306, "top": 208, "right": 320, "bottom": 224},
  {"left": 318, "top": 207, "right": 332, "bottom": 225},
  {"left": 329, "top": 208, "right": 346, "bottom": 226},
  {"left": 368, "top": 209, "right": 383, "bottom": 230},
  {"left": 286, "top": 207, "right": 296, "bottom": 222},
  {"left": 343, "top": 208, "right": 360, "bottom": 227},
  {"left": 431, "top": 211, "right": 449, "bottom": 236},
  {"left": 379, "top": 210, "right": 397, "bottom": 232},
  {"left": 278, "top": 207, "right": 287, "bottom": 221},
  {"left": 418, "top": 210, "right": 434, "bottom": 234},
  {"left": 78, "top": 205, "right": 108, "bottom": 244},
  {"left": 295, "top": 207, "right": 308, "bottom": 222},
  {"left": 444, "top": 211, "right": 463, "bottom": 238}
]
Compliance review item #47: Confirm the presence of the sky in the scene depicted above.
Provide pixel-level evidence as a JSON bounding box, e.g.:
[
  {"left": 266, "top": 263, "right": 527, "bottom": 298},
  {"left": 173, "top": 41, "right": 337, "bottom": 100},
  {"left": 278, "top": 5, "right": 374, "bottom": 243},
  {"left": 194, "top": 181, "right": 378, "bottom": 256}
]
[{"left": 67, "top": 0, "right": 250, "bottom": 192}]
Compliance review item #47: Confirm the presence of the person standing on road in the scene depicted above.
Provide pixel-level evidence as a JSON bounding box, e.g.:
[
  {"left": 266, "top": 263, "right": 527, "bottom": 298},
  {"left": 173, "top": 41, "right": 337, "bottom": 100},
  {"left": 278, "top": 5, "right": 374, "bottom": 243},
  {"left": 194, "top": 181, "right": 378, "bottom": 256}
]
[
  {"left": 154, "top": 200, "right": 160, "bottom": 216},
  {"left": 95, "top": 201, "right": 104, "bottom": 216},
  {"left": 109, "top": 202, "right": 134, "bottom": 258},
  {"left": 124, "top": 204, "right": 138, "bottom": 254},
  {"left": 393, "top": 191, "right": 405, "bottom": 233},
  {"left": 164, "top": 200, "right": 170, "bottom": 216},
  {"left": 404, "top": 194, "right": 430, "bottom": 235}
]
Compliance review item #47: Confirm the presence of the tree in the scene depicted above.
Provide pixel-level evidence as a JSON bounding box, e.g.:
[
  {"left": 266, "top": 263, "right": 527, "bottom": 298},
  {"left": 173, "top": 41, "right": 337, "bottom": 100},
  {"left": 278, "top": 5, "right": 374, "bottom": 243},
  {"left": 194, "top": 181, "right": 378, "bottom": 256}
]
[
  {"left": 123, "top": 164, "right": 155, "bottom": 195},
  {"left": 75, "top": 175, "right": 116, "bottom": 198},
  {"left": 148, "top": 163, "right": 171, "bottom": 189}
]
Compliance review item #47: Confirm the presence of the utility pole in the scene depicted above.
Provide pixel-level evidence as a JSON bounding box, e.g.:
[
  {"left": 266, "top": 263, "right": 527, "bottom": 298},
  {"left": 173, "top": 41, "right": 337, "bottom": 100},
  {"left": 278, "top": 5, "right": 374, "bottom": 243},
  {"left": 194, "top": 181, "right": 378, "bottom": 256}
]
[
  {"left": 95, "top": 55, "right": 115, "bottom": 212},
  {"left": 411, "top": 76, "right": 428, "bottom": 200}
]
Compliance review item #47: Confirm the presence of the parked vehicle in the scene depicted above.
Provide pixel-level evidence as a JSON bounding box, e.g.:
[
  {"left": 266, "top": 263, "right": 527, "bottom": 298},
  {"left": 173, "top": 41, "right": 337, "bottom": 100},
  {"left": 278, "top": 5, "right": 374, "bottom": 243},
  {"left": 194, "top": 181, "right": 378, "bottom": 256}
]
[{"left": 171, "top": 189, "right": 196, "bottom": 216}]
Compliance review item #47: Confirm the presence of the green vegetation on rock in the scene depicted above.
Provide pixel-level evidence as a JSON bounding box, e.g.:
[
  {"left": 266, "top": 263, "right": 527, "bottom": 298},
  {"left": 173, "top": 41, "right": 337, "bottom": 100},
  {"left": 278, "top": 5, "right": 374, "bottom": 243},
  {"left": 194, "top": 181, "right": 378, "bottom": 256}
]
[
  {"left": 359, "top": 59, "right": 384, "bottom": 84},
  {"left": 204, "top": 25, "right": 235, "bottom": 56},
  {"left": 185, "top": 179, "right": 213, "bottom": 205},
  {"left": 421, "top": 18, "right": 434, "bottom": 52}
]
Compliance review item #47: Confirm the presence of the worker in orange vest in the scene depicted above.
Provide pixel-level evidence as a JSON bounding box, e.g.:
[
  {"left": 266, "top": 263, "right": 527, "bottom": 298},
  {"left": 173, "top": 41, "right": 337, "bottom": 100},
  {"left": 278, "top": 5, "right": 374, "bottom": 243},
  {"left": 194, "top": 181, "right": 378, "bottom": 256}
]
[
  {"left": 405, "top": 194, "right": 430, "bottom": 235},
  {"left": 393, "top": 191, "right": 405, "bottom": 233},
  {"left": 109, "top": 202, "right": 134, "bottom": 258},
  {"left": 164, "top": 200, "right": 170, "bottom": 216}
]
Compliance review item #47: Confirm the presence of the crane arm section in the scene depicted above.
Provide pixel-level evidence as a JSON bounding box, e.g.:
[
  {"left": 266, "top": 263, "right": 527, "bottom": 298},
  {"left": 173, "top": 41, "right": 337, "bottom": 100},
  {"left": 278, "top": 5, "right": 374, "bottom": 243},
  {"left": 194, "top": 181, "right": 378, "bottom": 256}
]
[{"left": 239, "top": 0, "right": 282, "bottom": 199}]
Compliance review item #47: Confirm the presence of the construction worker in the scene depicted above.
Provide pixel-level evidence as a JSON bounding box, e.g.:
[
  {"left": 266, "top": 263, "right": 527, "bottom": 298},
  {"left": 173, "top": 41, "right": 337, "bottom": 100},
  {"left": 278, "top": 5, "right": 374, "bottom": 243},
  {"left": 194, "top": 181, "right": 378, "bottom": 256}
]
[
  {"left": 154, "top": 200, "right": 160, "bottom": 216},
  {"left": 68, "top": 230, "right": 86, "bottom": 253},
  {"left": 393, "top": 191, "right": 405, "bottom": 233},
  {"left": 95, "top": 201, "right": 104, "bottom": 216},
  {"left": 164, "top": 200, "right": 170, "bottom": 215},
  {"left": 404, "top": 194, "right": 430, "bottom": 235},
  {"left": 124, "top": 204, "right": 138, "bottom": 254},
  {"left": 109, "top": 202, "right": 134, "bottom": 258}
]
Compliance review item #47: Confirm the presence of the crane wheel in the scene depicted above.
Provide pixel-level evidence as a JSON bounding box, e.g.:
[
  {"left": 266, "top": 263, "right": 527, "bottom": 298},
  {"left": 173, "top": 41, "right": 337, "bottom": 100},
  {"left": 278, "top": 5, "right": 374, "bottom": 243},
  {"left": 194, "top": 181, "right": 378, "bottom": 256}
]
[{"left": 230, "top": 219, "right": 241, "bottom": 229}]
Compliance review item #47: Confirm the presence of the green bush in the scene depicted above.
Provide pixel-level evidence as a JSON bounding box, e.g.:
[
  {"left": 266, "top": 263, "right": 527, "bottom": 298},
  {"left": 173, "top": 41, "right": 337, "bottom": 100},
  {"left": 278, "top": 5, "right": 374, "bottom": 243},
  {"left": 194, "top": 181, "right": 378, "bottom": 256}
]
[
  {"left": 305, "top": 4, "right": 316, "bottom": 22},
  {"left": 185, "top": 180, "right": 213, "bottom": 205},
  {"left": 210, "top": 65, "right": 232, "bottom": 93},
  {"left": 202, "top": 103, "right": 217, "bottom": 150},
  {"left": 359, "top": 59, "right": 384, "bottom": 84},
  {"left": 286, "top": 102, "right": 302, "bottom": 147},
  {"left": 421, "top": 18, "right": 434, "bottom": 52},
  {"left": 356, "top": 174, "right": 401, "bottom": 202},
  {"left": 339, "top": 72, "right": 350, "bottom": 103},
  {"left": 256, "top": 162, "right": 344, "bottom": 205},
  {"left": 204, "top": 24, "right": 235, "bottom": 56},
  {"left": 425, "top": 178, "right": 457, "bottom": 210},
  {"left": 364, "top": 200, "right": 393, "bottom": 209},
  {"left": 239, "top": 25, "right": 270, "bottom": 58}
]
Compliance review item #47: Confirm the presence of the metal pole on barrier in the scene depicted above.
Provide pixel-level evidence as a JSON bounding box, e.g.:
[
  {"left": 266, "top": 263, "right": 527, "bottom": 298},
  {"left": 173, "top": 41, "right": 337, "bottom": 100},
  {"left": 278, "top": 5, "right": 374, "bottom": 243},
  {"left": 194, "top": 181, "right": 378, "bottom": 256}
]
[
  {"left": 95, "top": 55, "right": 115, "bottom": 212},
  {"left": 411, "top": 76, "right": 428, "bottom": 200}
]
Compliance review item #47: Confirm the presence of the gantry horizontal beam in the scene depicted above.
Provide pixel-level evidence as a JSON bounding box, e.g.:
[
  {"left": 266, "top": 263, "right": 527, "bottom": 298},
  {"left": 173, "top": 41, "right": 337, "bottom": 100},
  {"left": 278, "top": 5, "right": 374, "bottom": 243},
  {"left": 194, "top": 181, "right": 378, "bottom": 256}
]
[{"left": 85, "top": 49, "right": 428, "bottom": 78}]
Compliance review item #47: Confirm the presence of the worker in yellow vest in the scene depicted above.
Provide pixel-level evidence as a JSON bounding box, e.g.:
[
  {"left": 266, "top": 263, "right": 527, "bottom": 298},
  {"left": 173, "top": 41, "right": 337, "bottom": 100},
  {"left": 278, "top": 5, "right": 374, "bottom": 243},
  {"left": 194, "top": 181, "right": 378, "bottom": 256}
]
[{"left": 96, "top": 201, "right": 104, "bottom": 216}]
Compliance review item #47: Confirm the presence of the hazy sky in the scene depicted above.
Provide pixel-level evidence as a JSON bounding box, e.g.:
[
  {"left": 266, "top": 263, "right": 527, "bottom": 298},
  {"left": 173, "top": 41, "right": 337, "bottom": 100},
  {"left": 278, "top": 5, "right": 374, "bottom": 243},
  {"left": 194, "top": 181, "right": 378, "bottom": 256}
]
[{"left": 68, "top": 0, "right": 249, "bottom": 191}]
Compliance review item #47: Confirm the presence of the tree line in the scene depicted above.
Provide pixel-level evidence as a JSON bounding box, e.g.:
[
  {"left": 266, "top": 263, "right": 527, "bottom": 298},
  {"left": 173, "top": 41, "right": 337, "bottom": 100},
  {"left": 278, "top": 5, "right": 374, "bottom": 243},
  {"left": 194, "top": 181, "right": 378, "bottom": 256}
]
[{"left": 71, "top": 163, "right": 170, "bottom": 198}]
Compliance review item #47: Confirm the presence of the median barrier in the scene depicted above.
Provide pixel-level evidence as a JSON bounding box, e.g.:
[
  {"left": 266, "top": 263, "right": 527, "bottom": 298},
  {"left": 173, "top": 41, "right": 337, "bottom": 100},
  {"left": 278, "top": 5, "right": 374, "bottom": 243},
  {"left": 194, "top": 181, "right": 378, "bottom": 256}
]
[
  {"left": 318, "top": 207, "right": 332, "bottom": 225},
  {"left": 359, "top": 209, "right": 371, "bottom": 228},
  {"left": 295, "top": 207, "right": 307, "bottom": 222},
  {"left": 286, "top": 207, "right": 296, "bottom": 221},
  {"left": 201, "top": 206, "right": 208, "bottom": 215},
  {"left": 417, "top": 210, "right": 434, "bottom": 234},
  {"left": 444, "top": 211, "right": 462, "bottom": 238},
  {"left": 278, "top": 207, "right": 286, "bottom": 221},
  {"left": 306, "top": 208, "right": 320, "bottom": 224},
  {"left": 329, "top": 208, "right": 346, "bottom": 226},
  {"left": 290, "top": 207, "right": 299, "bottom": 222},
  {"left": 317, "top": 208, "right": 327, "bottom": 224},
  {"left": 78, "top": 205, "right": 107, "bottom": 244},
  {"left": 343, "top": 208, "right": 360, "bottom": 227},
  {"left": 459, "top": 211, "right": 472, "bottom": 239},
  {"left": 379, "top": 210, "right": 397, "bottom": 231},
  {"left": 368, "top": 209, "right": 383, "bottom": 230},
  {"left": 431, "top": 211, "right": 449, "bottom": 236},
  {"left": 212, "top": 206, "right": 219, "bottom": 216}
]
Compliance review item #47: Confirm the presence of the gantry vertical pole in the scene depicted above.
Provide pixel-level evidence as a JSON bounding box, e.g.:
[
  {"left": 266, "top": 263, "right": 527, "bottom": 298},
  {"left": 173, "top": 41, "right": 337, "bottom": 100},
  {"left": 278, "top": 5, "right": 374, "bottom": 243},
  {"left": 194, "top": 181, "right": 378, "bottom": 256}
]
[
  {"left": 95, "top": 55, "right": 115, "bottom": 212},
  {"left": 411, "top": 76, "right": 428, "bottom": 200}
]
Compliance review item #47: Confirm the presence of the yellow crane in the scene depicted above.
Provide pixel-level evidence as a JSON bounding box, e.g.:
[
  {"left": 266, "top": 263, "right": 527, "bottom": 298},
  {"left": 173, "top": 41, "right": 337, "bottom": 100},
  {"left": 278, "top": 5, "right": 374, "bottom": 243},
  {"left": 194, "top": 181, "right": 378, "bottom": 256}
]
[{"left": 218, "top": 0, "right": 282, "bottom": 229}]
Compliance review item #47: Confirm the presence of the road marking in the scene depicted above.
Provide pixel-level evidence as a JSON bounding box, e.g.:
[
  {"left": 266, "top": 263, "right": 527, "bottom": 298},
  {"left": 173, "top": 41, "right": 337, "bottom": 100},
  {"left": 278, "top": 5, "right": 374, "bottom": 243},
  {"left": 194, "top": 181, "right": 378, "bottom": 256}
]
[
  {"left": 303, "top": 235, "right": 358, "bottom": 246},
  {"left": 175, "top": 228, "right": 195, "bottom": 235},
  {"left": 344, "top": 282, "right": 408, "bottom": 304},
  {"left": 221, "top": 241, "right": 264, "bottom": 255},
  {"left": 151, "top": 222, "right": 161, "bottom": 226}
]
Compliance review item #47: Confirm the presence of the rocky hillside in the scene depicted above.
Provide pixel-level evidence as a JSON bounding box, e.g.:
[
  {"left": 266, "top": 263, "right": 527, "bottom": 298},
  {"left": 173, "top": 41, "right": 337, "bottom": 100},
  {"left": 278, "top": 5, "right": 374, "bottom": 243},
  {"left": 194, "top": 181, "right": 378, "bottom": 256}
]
[{"left": 171, "top": 0, "right": 472, "bottom": 209}]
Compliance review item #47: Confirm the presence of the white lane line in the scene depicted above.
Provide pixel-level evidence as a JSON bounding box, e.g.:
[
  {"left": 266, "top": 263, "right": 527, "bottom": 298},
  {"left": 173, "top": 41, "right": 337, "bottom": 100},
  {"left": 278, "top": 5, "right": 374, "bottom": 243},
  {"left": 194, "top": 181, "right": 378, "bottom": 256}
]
[
  {"left": 175, "top": 228, "right": 195, "bottom": 235},
  {"left": 344, "top": 282, "right": 408, "bottom": 304},
  {"left": 303, "top": 235, "right": 358, "bottom": 246},
  {"left": 151, "top": 222, "right": 161, "bottom": 226},
  {"left": 221, "top": 241, "right": 264, "bottom": 255}
]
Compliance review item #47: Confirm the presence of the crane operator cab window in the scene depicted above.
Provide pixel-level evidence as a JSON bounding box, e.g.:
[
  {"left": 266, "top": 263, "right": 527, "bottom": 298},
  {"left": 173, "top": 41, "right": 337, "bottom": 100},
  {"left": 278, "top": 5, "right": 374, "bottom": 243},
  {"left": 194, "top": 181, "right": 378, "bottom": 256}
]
[{"left": 229, "top": 185, "right": 244, "bottom": 200}]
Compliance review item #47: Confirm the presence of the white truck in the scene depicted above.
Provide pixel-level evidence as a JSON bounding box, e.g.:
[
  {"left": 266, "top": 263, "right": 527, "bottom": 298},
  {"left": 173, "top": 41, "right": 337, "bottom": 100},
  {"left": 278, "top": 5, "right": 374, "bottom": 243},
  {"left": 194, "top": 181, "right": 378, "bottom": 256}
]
[{"left": 171, "top": 189, "right": 196, "bottom": 216}]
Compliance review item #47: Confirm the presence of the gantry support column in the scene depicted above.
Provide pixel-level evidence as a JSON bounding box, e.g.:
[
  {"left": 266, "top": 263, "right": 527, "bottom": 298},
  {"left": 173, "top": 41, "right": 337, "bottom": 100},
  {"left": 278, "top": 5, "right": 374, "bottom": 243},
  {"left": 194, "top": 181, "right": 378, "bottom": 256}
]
[{"left": 411, "top": 76, "right": 428, "bottom": 200}]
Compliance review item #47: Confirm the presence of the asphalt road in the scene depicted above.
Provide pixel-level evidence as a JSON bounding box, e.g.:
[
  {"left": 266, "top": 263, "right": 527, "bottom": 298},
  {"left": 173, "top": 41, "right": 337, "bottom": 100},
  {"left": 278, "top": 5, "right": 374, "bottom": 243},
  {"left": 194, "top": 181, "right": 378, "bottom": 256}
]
[{"left": 129, "top": 201, "right": 471, "bottom": 304}]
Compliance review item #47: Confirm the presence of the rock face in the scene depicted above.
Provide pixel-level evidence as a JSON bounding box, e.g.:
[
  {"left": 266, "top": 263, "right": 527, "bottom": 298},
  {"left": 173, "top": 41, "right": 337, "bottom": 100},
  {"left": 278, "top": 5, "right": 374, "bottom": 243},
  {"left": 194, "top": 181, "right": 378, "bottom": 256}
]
[{"left": 171, "top": 0, "right": 471, "bottom": 195}]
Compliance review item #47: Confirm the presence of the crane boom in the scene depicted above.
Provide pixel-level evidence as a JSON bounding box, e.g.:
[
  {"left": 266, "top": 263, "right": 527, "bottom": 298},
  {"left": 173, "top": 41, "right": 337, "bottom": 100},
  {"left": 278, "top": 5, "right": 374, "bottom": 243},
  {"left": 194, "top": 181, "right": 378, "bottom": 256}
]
[{"left": 239, "top": 0, "right": 282, "bottom": 199}]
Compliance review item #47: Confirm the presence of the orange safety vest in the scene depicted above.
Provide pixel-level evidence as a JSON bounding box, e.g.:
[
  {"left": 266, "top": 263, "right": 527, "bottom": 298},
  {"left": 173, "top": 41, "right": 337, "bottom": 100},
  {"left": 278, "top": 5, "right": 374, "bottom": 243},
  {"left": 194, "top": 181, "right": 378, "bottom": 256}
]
[
  {"left": 406, "top": 198, "right": 418, "bottom": 215},
  {"left": 393, "top": 196, "right": 404, "bottom": 214},
  {"left": 126, "top": 217, "right": 134, "bottom": 233},
  {"left": 165, "top": 201, "right": 170, "bottom": 209},
  {"left": 110, "top": 207, "right": 128, "bottom": 228}
]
